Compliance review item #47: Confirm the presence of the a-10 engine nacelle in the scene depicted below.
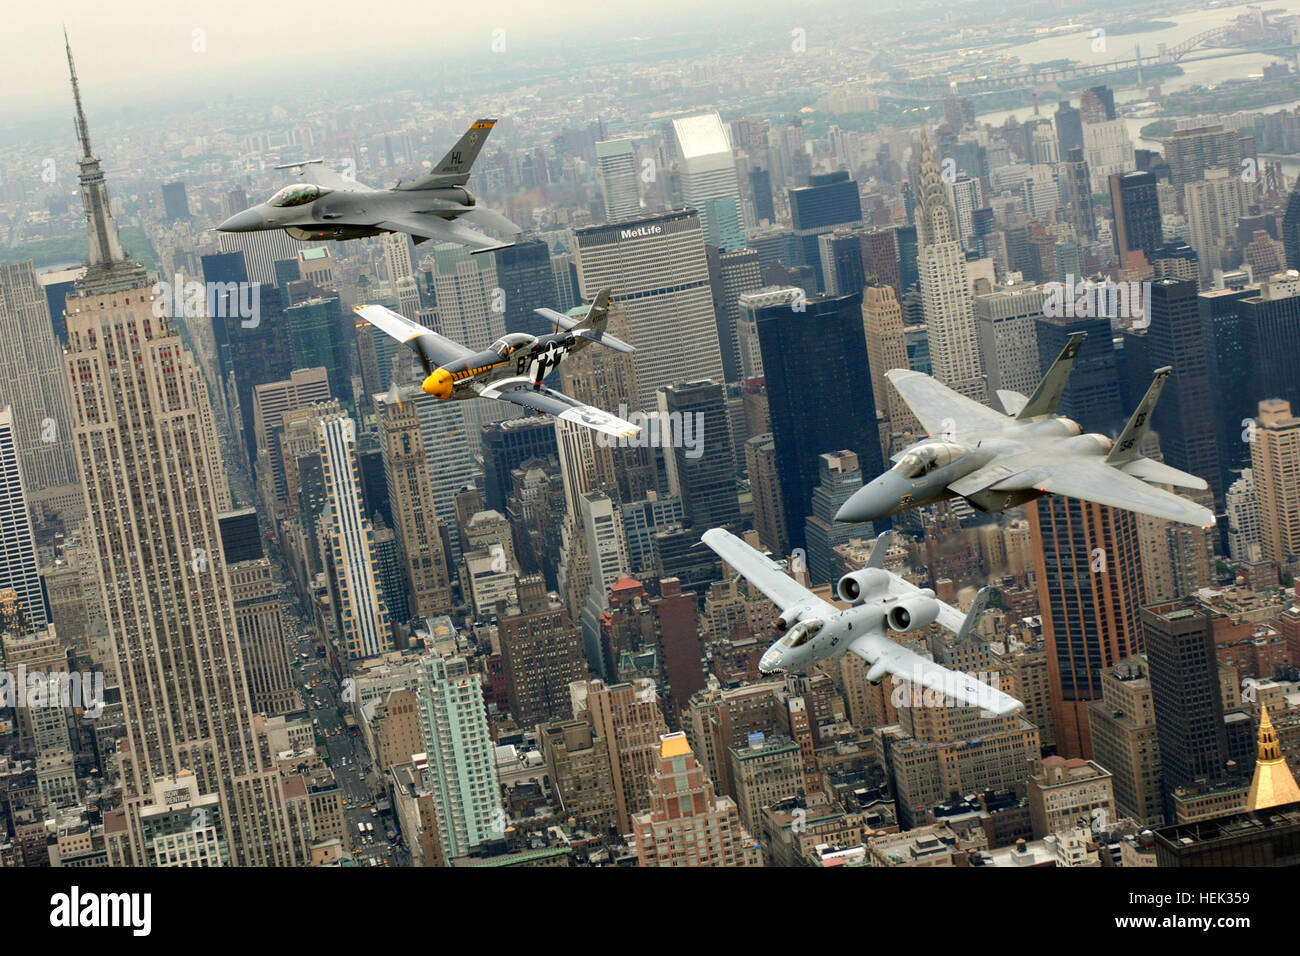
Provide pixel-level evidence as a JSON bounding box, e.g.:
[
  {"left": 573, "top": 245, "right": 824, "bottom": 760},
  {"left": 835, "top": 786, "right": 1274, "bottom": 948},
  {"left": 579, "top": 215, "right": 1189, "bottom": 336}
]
[
  {"left": 885, "top": 593, "right": 940, "bottom": 633},
  {"left": 837, "top": 567, "right": 891, "bottom": 604}
]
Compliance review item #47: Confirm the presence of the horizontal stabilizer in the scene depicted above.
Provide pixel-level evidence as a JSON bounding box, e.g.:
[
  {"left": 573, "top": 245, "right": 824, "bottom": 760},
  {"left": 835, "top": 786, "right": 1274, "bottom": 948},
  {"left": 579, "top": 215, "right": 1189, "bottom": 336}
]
[
  {"left": 1118, "top": 457, "right": 1208, "bottom": 490},
  {"left": 996, "top": 390, "right": 1029, "bottom": 417}
]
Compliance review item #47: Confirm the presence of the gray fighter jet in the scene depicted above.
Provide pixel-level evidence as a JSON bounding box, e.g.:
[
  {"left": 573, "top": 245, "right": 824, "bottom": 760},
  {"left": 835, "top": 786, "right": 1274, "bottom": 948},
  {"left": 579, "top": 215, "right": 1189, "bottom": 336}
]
[
  {"left": 218, "top": 119, "right": 519, "bottom": 252},
  {"left": 836, "top": 333, "right": 1216, "bottom": 528},
  {"left": 701, "top": 528, "right": 1022, "bottom": 715}
]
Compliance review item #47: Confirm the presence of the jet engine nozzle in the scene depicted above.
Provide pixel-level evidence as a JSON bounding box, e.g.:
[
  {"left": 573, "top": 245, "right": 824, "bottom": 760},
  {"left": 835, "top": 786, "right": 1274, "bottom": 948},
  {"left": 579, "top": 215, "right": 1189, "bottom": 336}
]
[
  {"left": 837, "top": 567, "right": 891, "bottom": 604},
  {"left": 886, "top": 595, "right": 941, "bottom": 633}
]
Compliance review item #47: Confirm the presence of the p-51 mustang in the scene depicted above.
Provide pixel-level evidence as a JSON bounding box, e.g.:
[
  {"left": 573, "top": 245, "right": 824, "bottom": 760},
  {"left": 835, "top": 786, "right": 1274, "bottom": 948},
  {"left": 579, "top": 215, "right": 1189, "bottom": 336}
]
[
  {"left": 700, "top": 528, "right": 1023, "bottom": 716},
  {"left": 355, "top": 288, "right": 641, "bottom": 439},
  {"left": 219, "top": 119, "right": 519, "bottom": 253},
  {"left": 836, "top": 332, "right": 1216, "bottom": 528}
]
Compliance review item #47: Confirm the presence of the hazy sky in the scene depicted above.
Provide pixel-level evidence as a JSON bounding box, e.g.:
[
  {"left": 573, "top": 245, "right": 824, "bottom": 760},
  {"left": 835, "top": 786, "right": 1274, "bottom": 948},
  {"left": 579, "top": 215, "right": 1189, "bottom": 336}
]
[{"left": 1, "top": 0, "right": 818, "bottom": 122}]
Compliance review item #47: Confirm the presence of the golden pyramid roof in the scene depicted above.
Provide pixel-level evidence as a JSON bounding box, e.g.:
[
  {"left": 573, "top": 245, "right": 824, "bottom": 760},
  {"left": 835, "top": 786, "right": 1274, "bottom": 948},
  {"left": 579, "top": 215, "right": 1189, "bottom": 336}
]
[{"left": 1248, "top": 705, "right": 1300, "bottom": 811}]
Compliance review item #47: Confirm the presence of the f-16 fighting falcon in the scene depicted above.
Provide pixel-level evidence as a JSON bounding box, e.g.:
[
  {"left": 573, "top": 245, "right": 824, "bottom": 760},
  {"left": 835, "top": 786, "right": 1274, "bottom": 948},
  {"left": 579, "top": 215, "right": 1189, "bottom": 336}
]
[
  {"left": 701, "top": 528, "right": 1023, "bottom": 716},
  {"left": 355, "top": 288, "right": 641, "bottom": 440},
  {"left": 836, "top": 332, "right": 1216, "bottom": 529},
  {"left": 219, "top": 119, "right": 519, "bottom": 252}
]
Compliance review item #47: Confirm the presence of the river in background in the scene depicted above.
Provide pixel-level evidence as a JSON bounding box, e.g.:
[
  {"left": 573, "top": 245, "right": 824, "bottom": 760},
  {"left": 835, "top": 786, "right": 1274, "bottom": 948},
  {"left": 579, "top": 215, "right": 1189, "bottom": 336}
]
[{"left": 975, "top": 0, "right": 1300, "bottom": 159}]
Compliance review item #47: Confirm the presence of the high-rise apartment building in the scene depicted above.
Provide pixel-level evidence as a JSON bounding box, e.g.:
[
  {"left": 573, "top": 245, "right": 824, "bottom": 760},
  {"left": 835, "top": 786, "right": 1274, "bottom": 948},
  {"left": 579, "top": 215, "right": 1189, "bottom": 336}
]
[
  {"left": 499, "top": 576, "right": 588, "bottom": 730},
  {"left": 416, "top": 653, "right": 502, "bottom": 859},
  {"left": 1250, "top": 398, "right": 1300, "bottom": 565}
]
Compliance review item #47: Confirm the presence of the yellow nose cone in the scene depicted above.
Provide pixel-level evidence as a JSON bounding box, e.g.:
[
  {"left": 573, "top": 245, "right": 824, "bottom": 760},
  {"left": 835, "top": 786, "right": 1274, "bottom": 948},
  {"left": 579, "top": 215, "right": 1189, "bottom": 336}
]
[{"left": 423, "top": 369, "right": 453, "bottom": 399}]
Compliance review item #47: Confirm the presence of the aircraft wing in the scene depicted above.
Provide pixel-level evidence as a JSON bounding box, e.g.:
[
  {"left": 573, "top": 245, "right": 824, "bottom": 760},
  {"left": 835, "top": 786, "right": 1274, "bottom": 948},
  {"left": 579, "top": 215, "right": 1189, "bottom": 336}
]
[
  {"left": 473, "top": 377, "right": 639, "bottom": 439},
  {"left": 990, "top": 461, "right": 1216, "bottom": 528},
  {"left": 847, "top": 632, "right": 1023, "bottom": 716},
  {"left": 353, "top": 304, "right": 472, "bottom": 370},
  {"left": 700, "top": 528, "right": 835, "bottom": 616},
  {"left": 376, "top": 215, "right": 515, "bottom": 254},
  {"left": 275, "top": 159, "right": 366, "bottom": 191},
  {"left": 885, "top": 368, "right": 1009, "bottom": 440}
]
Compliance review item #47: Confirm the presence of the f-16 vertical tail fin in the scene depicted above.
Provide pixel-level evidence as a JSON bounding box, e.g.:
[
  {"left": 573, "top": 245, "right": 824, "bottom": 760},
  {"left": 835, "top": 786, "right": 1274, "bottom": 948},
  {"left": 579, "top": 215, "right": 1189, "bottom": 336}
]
[
  {"left": 396, "top": 119, "right": 497, "bottom": 190},
  {"left": 1016, "top": 331, "right": 1087, "bottom": 420}
]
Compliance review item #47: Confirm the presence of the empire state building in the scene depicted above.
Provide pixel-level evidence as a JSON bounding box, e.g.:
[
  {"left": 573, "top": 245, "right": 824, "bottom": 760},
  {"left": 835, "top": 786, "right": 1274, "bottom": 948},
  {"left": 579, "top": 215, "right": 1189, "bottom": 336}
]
[{"left": 61, "top": 34, "right": 315, "bottom": 865}]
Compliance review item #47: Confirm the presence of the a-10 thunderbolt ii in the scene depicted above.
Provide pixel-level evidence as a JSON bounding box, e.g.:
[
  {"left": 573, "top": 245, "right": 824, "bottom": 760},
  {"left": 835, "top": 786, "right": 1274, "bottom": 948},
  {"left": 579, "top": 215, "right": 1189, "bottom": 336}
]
[
  {"left": 355, "top": 288, "right": 641, "bottom": 439},
  {"left": 835, "top": 332, "right": 1216, "bottom": 529},
  {"left": 700, "top": 527, "right": 1023, "bottom": 716},
  {"left": 218, "top": 119, "right": 519, "bottom": 252}
]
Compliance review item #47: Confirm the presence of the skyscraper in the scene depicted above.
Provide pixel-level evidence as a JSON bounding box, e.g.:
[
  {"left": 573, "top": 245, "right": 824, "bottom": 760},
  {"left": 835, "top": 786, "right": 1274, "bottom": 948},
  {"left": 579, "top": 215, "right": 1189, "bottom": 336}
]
[
  {"left": 1143, "top": 601, "right": 1231, "bottom": 817},
  {"left": 318, "top": 412, "right": 391, "bottom": 659},
  {"left": 499, "top": 576, "right": 588, "bottom": 730},
  {"left": 803, "top": 450, "right": 864, "bottom": 585},
  {"left": 976, "top": 284, "right": 1045, "bottom": 397},
  {"left": 161, "top": 181, "right": 190, "bottom": 222},
  {"left": 252, "top": 366, "right": 332, "bottom": 513},
  {"left": 1036, "top": 313, "right": 1124, "bottom": 436},
  {"left": 0, "top": 408, "right": 47, "bottom": 629},
  {"left": 1109, "top": 171, "right": 1161, "bottom": 270},
  {"left": 710, "top": 247, "right": 764, "bottom": 384},
  {"left": 573, "top": 677, "right": 669, "bottom": 834},
  {"left": 746, "top": 288, "right": 882, "bottom": 552},
  {"left": 1030, "top": 496, "right": 1145, "bottom": 759},
  {"left": 789, "top": 171, "right": 864, "bottom": 291},
  {"left": 633, "top": 732, "right": 762, "bottom": 866},
  {"left": 657, "top": 380, "right": 740, "bottom": 532},
  {"left": 1250, "top": 399, "right": 1300, "bottom": 566},
  {"left": 377, "top": 395, "right": 453, "bottom": 618},
  {"left": 416, "top": 652, "right": 502, "bottom": 858},
  {"left": 1164, "top": 124, "right": 1245, "bottom": 194},
  {"left": 492, "top": 238, "right": 560, "bottom": 338},
  {"left": 0, "top": 261, "right": 82, "bottom": 528},
  {"left": 1135, "top": 278, "right": 1223, "bottom": 503},
  {"left": 285, "top": 297, "right": 353, "bottom": 415},
  {"left": 672, "top": 113, "right": 745, "bottom": 252},
  {"left": 573, "top": 210, "right": 724, "bottom": 412},
  {"left": 63, "top": 33, "right": 311, "bottom": 865},
  {"left": 913, "top": 132, "right": 981, "bottom": 399},
  {"left": 596, "top": 139, "right": 641, "bottom": 222}
]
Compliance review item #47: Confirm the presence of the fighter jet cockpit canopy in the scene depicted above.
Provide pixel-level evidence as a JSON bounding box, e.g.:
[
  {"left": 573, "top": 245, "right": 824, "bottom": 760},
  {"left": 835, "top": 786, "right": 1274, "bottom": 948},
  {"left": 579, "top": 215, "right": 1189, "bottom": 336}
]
[
  {"left": 268, "top": 183, "right": 332, "bottom": 207},
  {"left": 490, "top": 332, "right": 536, "bottom": 358},
  {"left": 893, "top": 442, "right": 964, "bottom": 478}
]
